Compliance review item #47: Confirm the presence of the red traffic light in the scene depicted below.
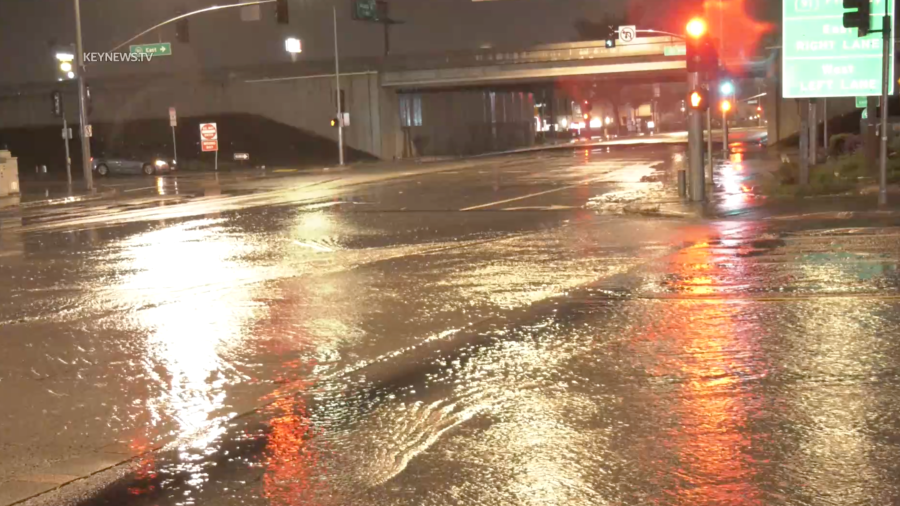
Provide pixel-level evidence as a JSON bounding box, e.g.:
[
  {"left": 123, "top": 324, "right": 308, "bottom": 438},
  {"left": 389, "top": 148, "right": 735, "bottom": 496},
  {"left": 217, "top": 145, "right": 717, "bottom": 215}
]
[{"left": 686, "top": 18, "right": 707, "bottom": 38}]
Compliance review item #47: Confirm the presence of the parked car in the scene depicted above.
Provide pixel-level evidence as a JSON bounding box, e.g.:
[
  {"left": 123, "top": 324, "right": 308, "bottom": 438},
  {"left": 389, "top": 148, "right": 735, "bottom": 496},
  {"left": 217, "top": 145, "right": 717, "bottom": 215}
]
[{"left": 91, "top": 151, "right": 175, "bottom": 176}]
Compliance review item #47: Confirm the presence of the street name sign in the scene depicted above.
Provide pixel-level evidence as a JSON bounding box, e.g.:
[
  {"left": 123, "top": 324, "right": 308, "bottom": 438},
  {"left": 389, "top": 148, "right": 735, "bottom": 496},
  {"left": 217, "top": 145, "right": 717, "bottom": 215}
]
[
  {"left": 664, "top": 45, "right": 686, "bottom": 56},
  {"left": 783, "top": 0, "right": 894, "bottom": 98},
  {"left": 129, "top": 43, "right": 172, "bottom": 57},
  {"left": 353, "top": 0, "right": 379, "bottom": 21},
  {"left": 856, "top": 96, "right": 868, "bottom": 107}
]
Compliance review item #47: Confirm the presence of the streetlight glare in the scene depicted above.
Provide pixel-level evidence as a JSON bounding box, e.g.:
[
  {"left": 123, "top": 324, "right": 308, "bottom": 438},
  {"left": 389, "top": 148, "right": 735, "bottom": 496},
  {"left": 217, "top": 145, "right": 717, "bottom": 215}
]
[
  {"left": 285, "top": 37, "right": 302, "bottom": 54},
  {"left": 686, "top": 18, "right": 706, "bottom": 38},
  {"left": 720, "top": 81, "right": 734, "bottom": 94},
  {"left": 60, "top": 61, "right": 73, "bottom": 72},
  {"left": 55, "top": 52, "right": 75, "bottom": 62}
]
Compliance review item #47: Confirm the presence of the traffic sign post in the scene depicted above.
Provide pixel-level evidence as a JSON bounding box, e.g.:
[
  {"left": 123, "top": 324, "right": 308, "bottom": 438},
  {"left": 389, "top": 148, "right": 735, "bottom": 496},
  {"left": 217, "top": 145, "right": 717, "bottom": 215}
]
[
  {"left": 169, "top": 107, "right": 177, "bottom": 170},
  {"left": 199, "top": 122, "right": 218, "bottom": 171},
  {"left": 782, "top": 0, "right": 894, "bottom": 98},
  {"left": 129, "top": 42, "right": 172, "bottom": 57}
]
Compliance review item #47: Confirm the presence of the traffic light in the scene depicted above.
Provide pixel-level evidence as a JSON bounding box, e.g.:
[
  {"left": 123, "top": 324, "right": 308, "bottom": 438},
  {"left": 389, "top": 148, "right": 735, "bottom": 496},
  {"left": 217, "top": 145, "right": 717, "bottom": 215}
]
[
  {"left": 276, "top": 0, "right": 289, "bottom": 24},
  {"left": 55, "top": 51, "right": 76, "bottom": 81},
  {"left": 720, "top": 99, "right": 732, "bottom": 113},
  {"left": 176, "top": 12, "right": 190, "bottom": 43},
  {"left": 685, "top": 18, "right": 718, "bottom": 73},
  {"left": 842, "top": 0, "right": 870, "bottom": 37},
  {"left": 719, "top": 80, "right": 734, "bottom": 95},
  {"left": 688, "top": 89, "right": 709, "bottom": 111},
  {"left": 605, "top": 25, "right": 617, "bottom": 48}
]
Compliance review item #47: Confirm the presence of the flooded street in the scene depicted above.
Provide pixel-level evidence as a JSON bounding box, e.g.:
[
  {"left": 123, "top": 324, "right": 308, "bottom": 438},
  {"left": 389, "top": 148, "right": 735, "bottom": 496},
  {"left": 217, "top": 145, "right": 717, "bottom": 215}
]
[{"left": 3, "top": 146, "right": 900, "bottom": 505}]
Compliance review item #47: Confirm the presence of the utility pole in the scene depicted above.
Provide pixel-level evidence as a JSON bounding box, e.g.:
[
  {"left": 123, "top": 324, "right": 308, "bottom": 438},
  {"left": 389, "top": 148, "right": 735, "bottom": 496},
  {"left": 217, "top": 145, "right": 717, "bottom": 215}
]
[
  {"left": 74, "top": 0, "right": 93, "bottom": 190},
  {"left": 334, "top": 5, "right": 344, "bottom": 166},
  {"left": 879, "top": 4, "right": 891, "bottom": 206}
]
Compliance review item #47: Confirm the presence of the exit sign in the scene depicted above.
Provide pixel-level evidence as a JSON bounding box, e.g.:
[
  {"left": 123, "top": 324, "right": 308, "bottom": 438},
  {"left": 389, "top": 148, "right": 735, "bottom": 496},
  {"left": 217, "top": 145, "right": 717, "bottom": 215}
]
[
  {"left": 782, "top": 0, "right": 894, "bottom": 98},
  {"left": 129, "top": 43, "right": 172, "bottom": 57}
]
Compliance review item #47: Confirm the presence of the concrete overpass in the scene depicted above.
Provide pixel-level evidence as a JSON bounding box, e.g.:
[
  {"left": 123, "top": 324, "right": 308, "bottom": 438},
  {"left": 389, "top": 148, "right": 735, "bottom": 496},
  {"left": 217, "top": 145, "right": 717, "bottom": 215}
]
[
  {"left": 380, "top": 37, "right": 687, "bottom": 88},
  {"left": 0, "top": 37, "right": 714, "bottom": 163}
]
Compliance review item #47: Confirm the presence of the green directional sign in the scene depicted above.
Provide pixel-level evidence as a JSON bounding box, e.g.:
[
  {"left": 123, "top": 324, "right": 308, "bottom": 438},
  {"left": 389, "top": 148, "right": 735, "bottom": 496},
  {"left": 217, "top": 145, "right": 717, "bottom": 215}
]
[
  {"left": 783, "top": 0, "right": 894, "bottom": 98},
  {"left": 129, "top": 42, "right": 172, "bottom": 57},
  {"left": 856, "top": 95, "right": 868, "bottom": 107},
  {"left": 353, "top": 0, "right": 379, "bottom": 21},
  {"left": 664, "top": 45, "right": 686, "bottom": 56}
]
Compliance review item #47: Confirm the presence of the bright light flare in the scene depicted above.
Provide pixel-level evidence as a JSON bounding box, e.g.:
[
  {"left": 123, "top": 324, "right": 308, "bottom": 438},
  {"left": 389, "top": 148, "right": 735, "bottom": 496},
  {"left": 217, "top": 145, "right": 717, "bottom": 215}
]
[
  {"left": 720, "top": 100, "right": 732, "bottom": 112},
  {"left": 284, "top": 37, "right": 302, "bottom": 54},
  {"left": 686, "top": 18, "right": 707, "bottom": 38}
]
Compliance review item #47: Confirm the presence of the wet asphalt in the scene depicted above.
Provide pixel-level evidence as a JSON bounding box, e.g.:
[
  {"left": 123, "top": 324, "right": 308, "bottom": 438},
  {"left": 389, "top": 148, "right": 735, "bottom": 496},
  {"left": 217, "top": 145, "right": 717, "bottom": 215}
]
[{"left": 4, "top": 140, "right": 900, "bottom": 505}]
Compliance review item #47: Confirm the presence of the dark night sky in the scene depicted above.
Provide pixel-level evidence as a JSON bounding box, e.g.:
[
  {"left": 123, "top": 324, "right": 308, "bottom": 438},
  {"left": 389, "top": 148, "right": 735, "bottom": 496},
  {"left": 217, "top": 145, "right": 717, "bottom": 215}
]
[{"left": 0, "top": 0, "right": 746, "bottom": 85}]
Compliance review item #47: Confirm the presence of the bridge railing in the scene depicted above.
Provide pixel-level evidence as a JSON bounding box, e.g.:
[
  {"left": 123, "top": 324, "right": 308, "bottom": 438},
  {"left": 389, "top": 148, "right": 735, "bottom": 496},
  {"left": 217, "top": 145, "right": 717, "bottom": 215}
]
[{"left": 383, "top": 37, "right": 685, "bottom": 72}]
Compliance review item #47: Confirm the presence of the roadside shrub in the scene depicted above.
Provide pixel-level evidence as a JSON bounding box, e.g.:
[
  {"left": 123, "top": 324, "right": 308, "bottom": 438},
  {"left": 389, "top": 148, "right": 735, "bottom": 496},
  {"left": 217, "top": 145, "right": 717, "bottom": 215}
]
[
  {"left": 835, "top": 152, "right": 867, "bottom": 180},
  {"left": 829, "top": 133, "right": 862, "bottom": 156},
  {"left": 776, "top": 161, "right": 799, "bottom": 185}
]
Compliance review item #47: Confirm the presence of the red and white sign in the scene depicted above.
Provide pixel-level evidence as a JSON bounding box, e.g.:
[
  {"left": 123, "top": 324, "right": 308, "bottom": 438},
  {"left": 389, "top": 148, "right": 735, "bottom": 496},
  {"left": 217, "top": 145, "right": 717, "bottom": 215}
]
[
  {"left": 199, "top": 122, "right": 218, "bottom": 141},
  {"left": 201, "top": 140, "right": 219, "bottom": 152},
  {"left": 169, "top": 107, "right": 177, "bottom": 127}
]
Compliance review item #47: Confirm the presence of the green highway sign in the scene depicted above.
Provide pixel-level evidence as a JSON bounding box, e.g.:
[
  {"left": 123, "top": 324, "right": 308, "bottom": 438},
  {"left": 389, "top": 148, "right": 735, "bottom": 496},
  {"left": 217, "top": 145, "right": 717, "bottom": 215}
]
[
  {"left": 856, "top": 95, "right": 868, "bottom": 107},
  {"left": 353, "top": 0, "right": 379, "bottom": 21},
  {"left": 783, "top": 0, "right": 894, "bottom": 98},
  {"left": 129, "top": 43, "right": 172, "bottom": 57},
  {"left": 664, "top": 45, "right": 686, "bottom": 56}
]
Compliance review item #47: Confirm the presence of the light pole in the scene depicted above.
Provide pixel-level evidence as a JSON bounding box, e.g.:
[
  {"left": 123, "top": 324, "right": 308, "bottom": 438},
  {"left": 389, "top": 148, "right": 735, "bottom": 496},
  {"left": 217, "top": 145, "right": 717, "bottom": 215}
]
[
  {"left": 73, "top": 0, "right": 93, "bottom": 190},
  {"left": 334, "top": 6, "right": 344, "bottom": 166}
]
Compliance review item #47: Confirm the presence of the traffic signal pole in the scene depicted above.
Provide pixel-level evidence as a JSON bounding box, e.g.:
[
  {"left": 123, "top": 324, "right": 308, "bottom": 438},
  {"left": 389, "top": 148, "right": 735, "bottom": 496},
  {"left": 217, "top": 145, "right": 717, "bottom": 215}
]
[{"left": 688, "top": 71, "right": 705, "bottom": 202}]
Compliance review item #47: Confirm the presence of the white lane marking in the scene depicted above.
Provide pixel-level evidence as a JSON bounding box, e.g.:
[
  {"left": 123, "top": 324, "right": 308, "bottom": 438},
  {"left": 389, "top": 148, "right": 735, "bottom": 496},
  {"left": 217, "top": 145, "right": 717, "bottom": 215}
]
[
  {"left": 122, "top": 186, "right": 158, "bottom": 193},
  {"left": 294, "top": 240, "right": 334, "bottom": 252},
  {"left": 460, "top": 164, "right": 654, "bottom": 211}
]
